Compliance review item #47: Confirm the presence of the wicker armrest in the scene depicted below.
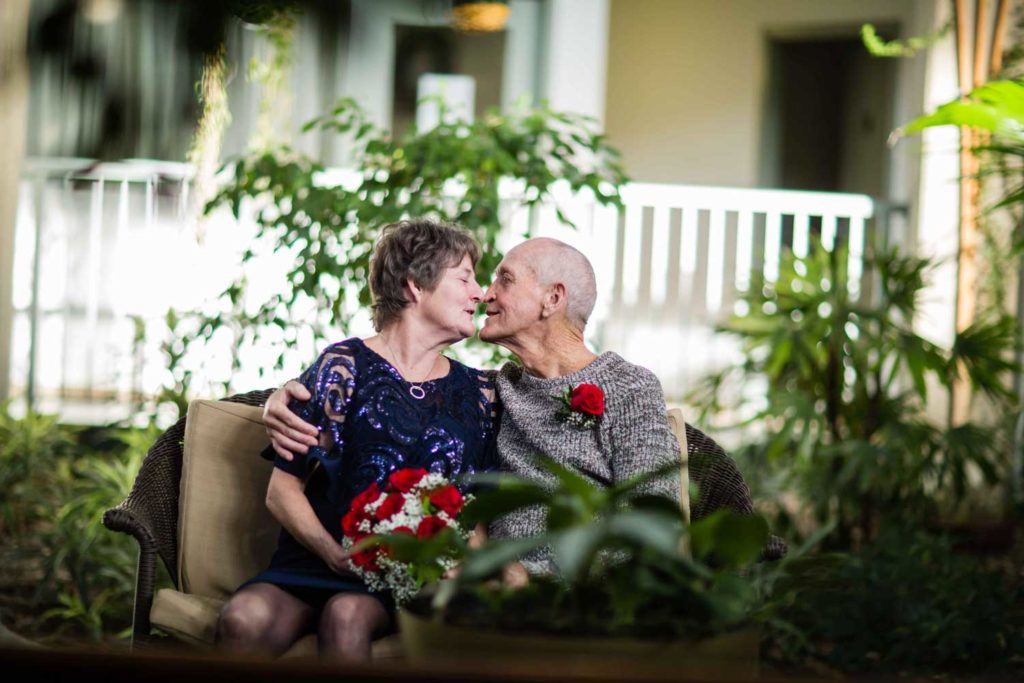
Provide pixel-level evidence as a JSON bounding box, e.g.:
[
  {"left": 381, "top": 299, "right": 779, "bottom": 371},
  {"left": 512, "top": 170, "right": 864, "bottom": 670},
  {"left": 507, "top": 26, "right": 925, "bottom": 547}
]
[
  {"left": 684, "top": 423, "right": 788, "bottom": 562},
  {"left": 102, "top": 506, "right": 161, "bottom": 643}
]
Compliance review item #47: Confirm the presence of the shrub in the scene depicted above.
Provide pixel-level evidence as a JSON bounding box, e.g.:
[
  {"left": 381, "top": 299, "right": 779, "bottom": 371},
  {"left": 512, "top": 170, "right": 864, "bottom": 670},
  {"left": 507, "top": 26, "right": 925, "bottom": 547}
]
[
  {"left": 766, "top": 526, "right": 1024, "bottom": 675},
  {"left": 0, "top": 408, "right": 157, "bottom": 643}
]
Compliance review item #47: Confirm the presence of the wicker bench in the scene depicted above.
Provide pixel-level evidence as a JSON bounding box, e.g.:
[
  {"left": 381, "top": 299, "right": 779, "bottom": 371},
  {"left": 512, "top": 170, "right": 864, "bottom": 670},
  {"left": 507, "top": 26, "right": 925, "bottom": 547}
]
[{"left": 102, "top": 389, "right": 785, "bottom": 653}]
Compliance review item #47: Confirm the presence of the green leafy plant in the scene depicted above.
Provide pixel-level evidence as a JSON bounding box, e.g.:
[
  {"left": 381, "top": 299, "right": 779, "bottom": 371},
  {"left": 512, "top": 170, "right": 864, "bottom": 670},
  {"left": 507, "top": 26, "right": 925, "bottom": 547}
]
[
  {"left": 0, "top": 407, "right": 76, "bottom": 537},
  {"left": 860, "top": 22, "right": 950, "bottom": 59},
  {"left": 689, "top": 245, "right": 1019, "bottom": 547},
  {"left": 0, "top": 411, "right": 157, "bottom": 644},
  {"left": 893, "top": 78, "right": 1024, "bottom": 505},
  {"left": 164, "top": 98, "right": 626, "bottom": 402},
  {"left": 381, "top": 456, "right": 780, "bottom": 642}
]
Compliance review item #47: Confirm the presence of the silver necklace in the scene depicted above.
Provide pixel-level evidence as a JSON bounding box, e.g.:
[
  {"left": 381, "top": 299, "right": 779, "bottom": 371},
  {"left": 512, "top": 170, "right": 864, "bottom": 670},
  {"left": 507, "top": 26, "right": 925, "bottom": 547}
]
[{"left": 382, "top": 336, "right": 438, "bottom": 400}]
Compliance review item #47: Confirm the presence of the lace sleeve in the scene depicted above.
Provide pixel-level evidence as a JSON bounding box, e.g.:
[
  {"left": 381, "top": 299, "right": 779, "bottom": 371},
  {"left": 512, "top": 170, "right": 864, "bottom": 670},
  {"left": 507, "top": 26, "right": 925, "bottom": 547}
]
[{"left": 273, "top": 343, "right": 357, "bottom": 478}]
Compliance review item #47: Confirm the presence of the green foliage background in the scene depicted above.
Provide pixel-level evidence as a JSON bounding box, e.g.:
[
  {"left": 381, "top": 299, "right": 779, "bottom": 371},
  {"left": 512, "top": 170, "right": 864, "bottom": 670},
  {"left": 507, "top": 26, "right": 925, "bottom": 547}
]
[{"left": 0, "top": 411, "right": 163, "bottom": 644}]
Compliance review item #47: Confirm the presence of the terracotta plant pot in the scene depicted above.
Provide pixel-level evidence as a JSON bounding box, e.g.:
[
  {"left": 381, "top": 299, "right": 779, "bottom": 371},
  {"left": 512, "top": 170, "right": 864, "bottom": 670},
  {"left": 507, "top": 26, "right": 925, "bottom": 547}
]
[{"left": 397, "top": 608, "right": 761, "bottom": 680}]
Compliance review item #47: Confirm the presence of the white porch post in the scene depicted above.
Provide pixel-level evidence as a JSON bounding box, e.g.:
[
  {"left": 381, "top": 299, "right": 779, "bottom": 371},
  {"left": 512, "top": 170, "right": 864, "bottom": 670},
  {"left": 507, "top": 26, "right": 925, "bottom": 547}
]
[
  {"left": 0, "top": 0, "right": 30, "bottom": 404},
  {"left": 541, "top": 0, "right": 610, "bottom": 126}
]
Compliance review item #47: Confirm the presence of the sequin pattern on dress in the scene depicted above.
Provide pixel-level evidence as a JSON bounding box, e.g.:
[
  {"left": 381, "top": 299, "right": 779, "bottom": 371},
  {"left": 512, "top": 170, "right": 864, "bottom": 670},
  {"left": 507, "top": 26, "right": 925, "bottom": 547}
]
[{"left": 275, "top": 336, "right": 497, "bottom": 535}]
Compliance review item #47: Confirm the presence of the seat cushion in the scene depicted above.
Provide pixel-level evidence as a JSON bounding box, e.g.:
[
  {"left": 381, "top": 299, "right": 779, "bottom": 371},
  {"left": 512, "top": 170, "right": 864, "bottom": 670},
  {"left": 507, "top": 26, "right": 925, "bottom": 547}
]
[
  {"left": 178, "top": 400, "right": 280, "bottom": 598},
  {"left": 150, "top": 588, "right": 224, "bottom": 646}
]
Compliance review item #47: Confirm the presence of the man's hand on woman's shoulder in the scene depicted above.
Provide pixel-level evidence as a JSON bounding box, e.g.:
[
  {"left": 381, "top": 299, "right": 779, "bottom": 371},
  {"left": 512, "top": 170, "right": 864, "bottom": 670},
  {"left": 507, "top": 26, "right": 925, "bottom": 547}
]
[{"left": 263, "top": 380, "right": 319, "bottom": 461}]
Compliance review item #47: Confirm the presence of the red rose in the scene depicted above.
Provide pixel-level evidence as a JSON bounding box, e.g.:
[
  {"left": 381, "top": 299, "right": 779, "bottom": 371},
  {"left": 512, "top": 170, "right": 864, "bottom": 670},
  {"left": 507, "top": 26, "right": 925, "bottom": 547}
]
[
  {"left": 416, "top": 515, "right": 447, "bottom": 540},
  {"left": 351, "top": 548, "right": 380, "bottom": 571},
  {"left": 570, "top": 383, "right": 605, "bottom": 417},
  {"left": 375, "top": 492, "right": 406, "bottom": 521},
  {"left": 429, "top": 485, "right": 464, "bottom": 517},
  {"left": 341, "top": 509, "right": 362, "bottom": 537},
  {"left": 349, "top": 482, "right": 381, "bottom": 515},
  {"left": 387, "top": 467, "right": 429, "bottom": 493}
]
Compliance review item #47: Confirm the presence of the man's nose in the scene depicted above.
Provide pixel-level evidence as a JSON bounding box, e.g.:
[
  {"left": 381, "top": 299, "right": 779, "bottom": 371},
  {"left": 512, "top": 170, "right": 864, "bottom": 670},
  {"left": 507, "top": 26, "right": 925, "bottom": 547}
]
[{"left": 481, "top": 284, "right": 496, "bottom": 302}]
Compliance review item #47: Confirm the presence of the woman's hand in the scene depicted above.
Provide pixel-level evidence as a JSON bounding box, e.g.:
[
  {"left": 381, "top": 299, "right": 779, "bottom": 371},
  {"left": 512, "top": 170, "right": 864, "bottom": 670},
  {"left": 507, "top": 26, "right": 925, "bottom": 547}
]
[
  {"left": 323, "top": 540, "right": 359, "bottom": 578},
  {"left": 264, "top": 380, "right": 319, "bottom": 460},
  {"left": 266, "top": 469, "right": 358, "bottom": 579}
]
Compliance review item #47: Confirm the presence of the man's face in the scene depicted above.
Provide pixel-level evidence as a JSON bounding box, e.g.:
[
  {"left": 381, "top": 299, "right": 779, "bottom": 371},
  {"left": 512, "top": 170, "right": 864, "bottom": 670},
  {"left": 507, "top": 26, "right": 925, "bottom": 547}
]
[{"left": 479, "top": 245, "right": 546, "bottom": 346}]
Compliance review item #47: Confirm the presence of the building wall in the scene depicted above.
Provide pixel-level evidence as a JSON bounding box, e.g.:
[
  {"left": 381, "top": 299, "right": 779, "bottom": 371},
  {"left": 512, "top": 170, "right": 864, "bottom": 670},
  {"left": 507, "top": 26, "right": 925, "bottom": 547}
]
[
  {"left": 603, "top": 0, "right": 939, "bottom": 190},
  {"left": 603, "top": 0, "right": 963, "bottom": 419}
]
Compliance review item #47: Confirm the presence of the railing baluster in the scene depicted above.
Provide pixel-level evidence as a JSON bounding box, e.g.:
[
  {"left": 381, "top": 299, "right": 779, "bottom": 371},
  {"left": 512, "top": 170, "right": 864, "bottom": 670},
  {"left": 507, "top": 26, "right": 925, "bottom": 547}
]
[
  {"left": 665, "top": 208, "right": 683, "bottom": 318},
  {"left": 719, "top": 211, "right": 738, "bottom": 317},
  {"left": 821, "top": 214, "right": 837, "bottom": 251},
  {"left": 649, "top": 205, "right": 671, "bottom": 309},
  {"left": 691, "top": 210, "right": 709, "bottom": 322},
  {"left": 677, "top": 206, "right": 699, "bottom": 325},
  {"left": 637, "top": 207, "right": 654, "bottom": 310},
  {"left": 706, "top": 209, "right": 726, "bottom": 314},
  {"left": 735, "top": 209, "right": 754, "bottom": 296},
  {"left": 764, "top": 211, "right": 782, "bottom": 283},
  {"left": 848, "top": 216, "right": 866, "bottom": 299},
  {"left": 793, "top": 213, "right": 810, "bottom": 258},
  {"left": 620, "top": 203, "right": 643, "bottom": 308},
  {"left": 611, "top": 209, "right": 626, "bottom": 316}
]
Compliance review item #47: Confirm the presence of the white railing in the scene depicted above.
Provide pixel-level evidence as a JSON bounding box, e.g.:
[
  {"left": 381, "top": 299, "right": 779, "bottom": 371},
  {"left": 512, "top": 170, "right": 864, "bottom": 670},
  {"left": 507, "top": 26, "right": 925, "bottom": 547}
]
[
  {"left": 521, "top": 182, "right": 877, "bottom": 398},
  {"left": 10, "top": 158, "right": 878, "bottom": 422}
]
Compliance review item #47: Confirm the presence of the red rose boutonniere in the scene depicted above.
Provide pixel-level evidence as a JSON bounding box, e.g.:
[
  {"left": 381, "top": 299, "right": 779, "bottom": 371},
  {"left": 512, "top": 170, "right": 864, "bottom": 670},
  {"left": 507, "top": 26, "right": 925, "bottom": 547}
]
[{"left": 557, "top": 382, "right": 605, "bottom": 428}]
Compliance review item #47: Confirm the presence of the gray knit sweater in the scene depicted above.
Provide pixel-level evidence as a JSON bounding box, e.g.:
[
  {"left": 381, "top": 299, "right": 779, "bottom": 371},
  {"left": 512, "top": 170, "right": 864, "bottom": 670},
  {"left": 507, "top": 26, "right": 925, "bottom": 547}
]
[{"left": 489, "top": 352, "right": 681, "bottom": 574}]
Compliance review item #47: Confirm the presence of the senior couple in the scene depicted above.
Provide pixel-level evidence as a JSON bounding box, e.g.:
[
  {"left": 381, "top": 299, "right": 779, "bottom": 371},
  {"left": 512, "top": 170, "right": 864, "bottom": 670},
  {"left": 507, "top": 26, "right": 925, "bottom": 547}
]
[{"left": 217, "top": 218, "right": 770, "bottom": 661}]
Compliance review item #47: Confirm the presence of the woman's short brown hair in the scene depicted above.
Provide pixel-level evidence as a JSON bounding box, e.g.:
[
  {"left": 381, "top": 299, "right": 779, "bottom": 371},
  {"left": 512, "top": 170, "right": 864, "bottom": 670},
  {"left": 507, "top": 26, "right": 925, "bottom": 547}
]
[{"left": 369, "top": 219, "right": 481, "bottom": 331}]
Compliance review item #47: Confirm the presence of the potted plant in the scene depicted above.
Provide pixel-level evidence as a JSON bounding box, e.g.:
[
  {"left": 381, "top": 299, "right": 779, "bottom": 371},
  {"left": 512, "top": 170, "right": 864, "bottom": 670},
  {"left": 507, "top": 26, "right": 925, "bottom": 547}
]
[{"left": 377, "top": 458, "right": 783, "bottom": 680}]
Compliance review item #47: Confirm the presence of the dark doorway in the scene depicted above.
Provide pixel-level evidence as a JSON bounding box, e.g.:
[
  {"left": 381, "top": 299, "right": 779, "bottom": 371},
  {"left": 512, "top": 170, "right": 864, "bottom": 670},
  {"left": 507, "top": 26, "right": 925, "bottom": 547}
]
[{"left": 761, "top": 35, "right": 896, "bottom": 198}]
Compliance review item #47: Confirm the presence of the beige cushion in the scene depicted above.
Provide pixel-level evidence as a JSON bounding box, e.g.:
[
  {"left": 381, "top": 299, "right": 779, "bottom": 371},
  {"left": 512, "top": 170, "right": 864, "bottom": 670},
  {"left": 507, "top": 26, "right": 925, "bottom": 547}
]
[
  {"left": 168, "top": 399, "right": 404, "bottom": 660},
  {"left": 150, "top": 589, "right": 224, "bottom": 646},
  {"left": 178, "top": 400, "right": 280, "bottom": 598}
]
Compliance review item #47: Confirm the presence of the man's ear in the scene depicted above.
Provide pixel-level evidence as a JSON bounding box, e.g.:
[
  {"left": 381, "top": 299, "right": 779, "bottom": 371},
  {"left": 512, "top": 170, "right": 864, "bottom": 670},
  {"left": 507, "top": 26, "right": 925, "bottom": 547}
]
[{"left": 540, "top": 282, "right": 567, "bottom": 318}]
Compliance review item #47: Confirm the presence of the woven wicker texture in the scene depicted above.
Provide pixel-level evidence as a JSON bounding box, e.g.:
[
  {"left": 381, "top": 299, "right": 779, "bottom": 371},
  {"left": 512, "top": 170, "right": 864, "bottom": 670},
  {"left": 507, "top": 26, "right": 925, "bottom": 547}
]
[{"left": 685, "top": 427, "right": 788, "bottom": 561}]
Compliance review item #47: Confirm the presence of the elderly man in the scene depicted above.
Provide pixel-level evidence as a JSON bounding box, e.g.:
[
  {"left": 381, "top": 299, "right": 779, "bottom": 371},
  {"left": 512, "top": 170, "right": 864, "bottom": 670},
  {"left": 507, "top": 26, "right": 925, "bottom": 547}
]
[{"left": 265, "top": 237, "right": 778, "bottom": 574}]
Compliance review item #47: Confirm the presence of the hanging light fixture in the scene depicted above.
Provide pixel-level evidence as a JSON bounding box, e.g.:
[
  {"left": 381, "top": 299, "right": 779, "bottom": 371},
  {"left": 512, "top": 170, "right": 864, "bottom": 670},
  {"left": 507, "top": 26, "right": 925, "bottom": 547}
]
[{"left": 452, "top": 0, "right": 510, "bottom": 33}]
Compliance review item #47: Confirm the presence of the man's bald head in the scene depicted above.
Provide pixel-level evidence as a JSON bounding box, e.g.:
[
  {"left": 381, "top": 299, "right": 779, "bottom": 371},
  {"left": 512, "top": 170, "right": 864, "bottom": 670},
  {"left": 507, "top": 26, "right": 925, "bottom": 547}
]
[{"left": 511, "top": 237, "right": 597, "bottom": 331}]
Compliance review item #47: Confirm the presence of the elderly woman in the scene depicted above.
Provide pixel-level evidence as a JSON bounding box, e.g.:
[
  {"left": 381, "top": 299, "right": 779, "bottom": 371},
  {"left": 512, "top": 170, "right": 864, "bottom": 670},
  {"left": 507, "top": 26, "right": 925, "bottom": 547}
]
[{"left": 216, "top": 219, "right": 498, "bottom": 660}]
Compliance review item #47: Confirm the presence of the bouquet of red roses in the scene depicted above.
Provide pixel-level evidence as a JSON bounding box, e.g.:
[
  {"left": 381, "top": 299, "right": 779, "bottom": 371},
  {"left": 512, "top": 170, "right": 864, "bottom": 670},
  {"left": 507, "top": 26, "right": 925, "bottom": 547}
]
[{"left": 341, "top": 467, "right": 470, "bottom": 604}]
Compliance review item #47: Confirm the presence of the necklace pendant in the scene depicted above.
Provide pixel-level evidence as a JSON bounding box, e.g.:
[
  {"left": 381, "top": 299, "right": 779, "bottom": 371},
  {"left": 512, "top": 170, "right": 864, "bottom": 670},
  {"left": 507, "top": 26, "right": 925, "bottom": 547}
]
[{"left": 409, "top": 384, "right": 426, "bottom": 400}]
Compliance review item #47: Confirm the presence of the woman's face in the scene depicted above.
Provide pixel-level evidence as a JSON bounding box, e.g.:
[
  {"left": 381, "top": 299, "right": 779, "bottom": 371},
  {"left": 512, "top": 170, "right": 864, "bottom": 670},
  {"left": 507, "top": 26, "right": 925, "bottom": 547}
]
[{"left": 415, "top": 254, "right": 484, "bottom": 341}]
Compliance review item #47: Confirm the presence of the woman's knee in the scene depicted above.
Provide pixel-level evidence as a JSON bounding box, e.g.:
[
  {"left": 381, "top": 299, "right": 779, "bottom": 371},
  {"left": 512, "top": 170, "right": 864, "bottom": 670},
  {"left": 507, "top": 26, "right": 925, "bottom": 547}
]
[
  {"left": 217, "top": 593, "right": 275, "bottom": 644},
  {"left": 320, "top": 594, "right": 386, "bottom": 636}
]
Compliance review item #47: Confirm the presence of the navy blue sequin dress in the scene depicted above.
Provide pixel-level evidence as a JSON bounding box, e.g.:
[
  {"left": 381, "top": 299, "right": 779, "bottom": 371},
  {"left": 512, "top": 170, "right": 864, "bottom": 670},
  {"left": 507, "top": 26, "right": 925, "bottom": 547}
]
[{"left": 243, "top": 337, "right": 499, "bottom": 607}]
